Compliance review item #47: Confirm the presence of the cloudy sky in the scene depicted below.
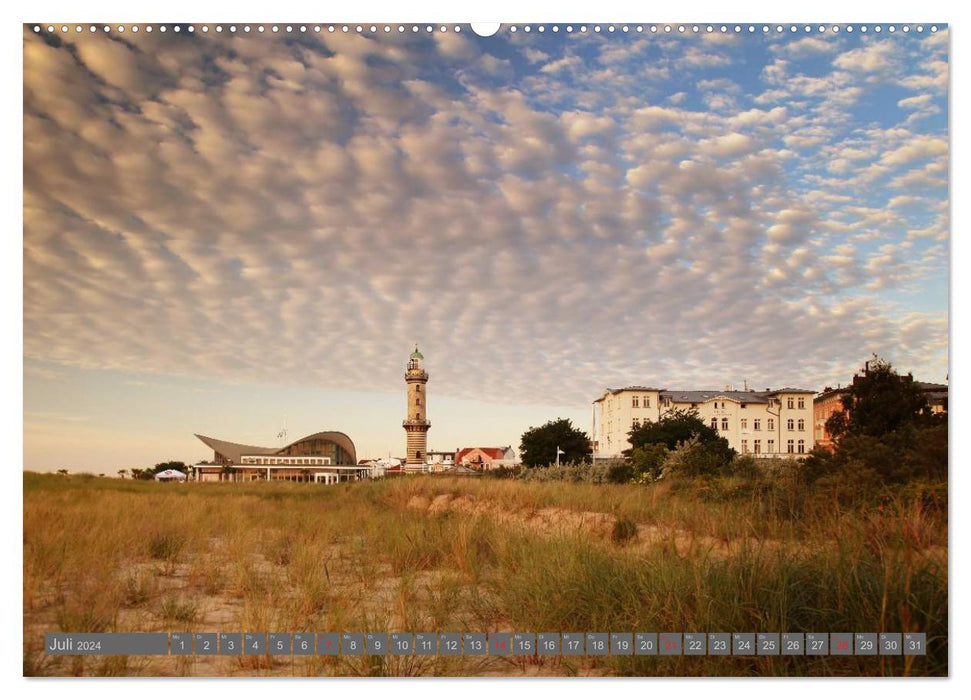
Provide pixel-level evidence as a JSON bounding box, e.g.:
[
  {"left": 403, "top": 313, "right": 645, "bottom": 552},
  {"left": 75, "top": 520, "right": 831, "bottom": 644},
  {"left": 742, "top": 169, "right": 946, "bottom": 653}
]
[{"left": 23, "top": 23, "right": 948, "bottom": 471}]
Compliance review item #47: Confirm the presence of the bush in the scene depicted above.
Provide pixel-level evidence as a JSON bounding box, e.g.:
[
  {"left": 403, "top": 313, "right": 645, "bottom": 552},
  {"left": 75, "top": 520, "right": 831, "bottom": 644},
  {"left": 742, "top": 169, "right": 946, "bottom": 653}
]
[
  {"left": 660, "top": 438, "right": 735, "bottom": 479},
  {"left": 606, "top": 461, "right": 634, "bottom": 484},
  {"left": 629, "top": 444, "right": 669, "bottom": 482},
  {"left": 517, "top": 461, "right": 615, "bottom": 484},
  {"left": 484, "top": 466, "right": 523, "bottom": 480},
  {"left": 729, "top": 454, "right": 761, "bottom": 479},
  {"left": 800, "top": 422, "right": 947, "bottom": 486},
  {"left": 611, "top": 516, "right": 638, "bottom": 545}
]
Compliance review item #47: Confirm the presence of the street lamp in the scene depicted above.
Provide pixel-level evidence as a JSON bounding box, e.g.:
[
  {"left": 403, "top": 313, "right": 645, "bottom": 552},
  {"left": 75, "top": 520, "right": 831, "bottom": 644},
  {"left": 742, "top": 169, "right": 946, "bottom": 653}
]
[{"left": 555, "top": 446, "right": 565, "bottom": 468}]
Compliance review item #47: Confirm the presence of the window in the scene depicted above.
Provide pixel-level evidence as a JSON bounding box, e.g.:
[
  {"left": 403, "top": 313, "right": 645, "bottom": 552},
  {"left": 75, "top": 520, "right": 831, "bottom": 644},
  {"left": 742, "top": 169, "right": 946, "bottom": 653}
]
[
  {"left": 711, "top": 418, "right": 717, "bottom": 429},
  {"left": 416, "top": 397, "right": 421, "bottom": 406},
  {"left": 644, "top": 397, "right": 651, "bottom": 408},
  {"left": 798, "top": 419, "right": 805, "bottom": 431},
  {"left": 797, "top": 397, "right": 805, "bottom": 409},
  {"left": 721, "top": 418, "right": 729, "bottom": 431},
  {"left": 754, "top": 440, "right": 761, "bottom": 454},
  {"left": 632, "top": 419, "right": 640, "bottom": 430},
  {"left": 754, "top": 419, "right": 761, "bottom": 431},
  {"left": 767, "top": 439, "right": 775, "bottom": 453},
  {"left": 787, "top": 439, "right": 794, "bottom": 454},
  {"left": 740, "top": 419, "right": 748, "bottom": 430},
  {"left": 740, "top": 403, "right": 747, "bottom": 409},
  {"left": 797, "top": 439, "right": 805, "bottom": 454},
  {"left": 767, "top": 419, "right": 775, "bottom": 431},
  {"left": 632, "top": 396, "right": 639, "bottom": 408},
  {"left": 741, "top": 440, "right": 748, "bottom": 453},
  {"left": 787, "top": 419, "right": 795, "bottom": 431},
  {"left": 787, "top": 397, "right": 794, "bottom": 409}
]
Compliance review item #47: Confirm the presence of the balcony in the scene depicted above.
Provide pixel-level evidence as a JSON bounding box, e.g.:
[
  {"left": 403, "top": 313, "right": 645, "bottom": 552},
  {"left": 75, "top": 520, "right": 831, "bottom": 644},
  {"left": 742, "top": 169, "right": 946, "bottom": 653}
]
[{"left": 403, "top": 418, "right": 431, "bottom": 428}]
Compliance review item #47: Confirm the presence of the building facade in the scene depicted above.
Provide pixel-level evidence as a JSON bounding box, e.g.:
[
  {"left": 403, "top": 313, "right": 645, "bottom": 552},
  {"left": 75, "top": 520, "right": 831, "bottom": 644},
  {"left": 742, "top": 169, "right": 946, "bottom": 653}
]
[
  {"left": 403, "top": 346, "right": 431, "bottom": 473},
  {"left": 194, "top": 431, "right": 364, "bottom": 482},
  {"left": 424, "top": 450, "right": 455, "bottom": 472},
  {"left": 593, "top": 386, "right": 816, "bottom": 459},
  {"left": 813, "top": 386, "right": 845, "bottom": 451},
  {"left": 455, "top": 446, "right": 517, "bottom": 470}
]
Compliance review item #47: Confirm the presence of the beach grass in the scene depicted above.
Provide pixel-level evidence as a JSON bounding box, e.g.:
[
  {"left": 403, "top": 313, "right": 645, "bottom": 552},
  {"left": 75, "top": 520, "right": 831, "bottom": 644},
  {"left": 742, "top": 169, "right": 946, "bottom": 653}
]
[{"left": 22, "top": 471, "right": 946, "bottom": 676}]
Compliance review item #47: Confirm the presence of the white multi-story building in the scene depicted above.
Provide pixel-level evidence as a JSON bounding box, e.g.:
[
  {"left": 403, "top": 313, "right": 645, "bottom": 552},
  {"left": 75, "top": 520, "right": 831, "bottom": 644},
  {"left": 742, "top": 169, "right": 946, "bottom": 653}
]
[{"left": 592, "top": 386, "right": 816, "bottom": 459}]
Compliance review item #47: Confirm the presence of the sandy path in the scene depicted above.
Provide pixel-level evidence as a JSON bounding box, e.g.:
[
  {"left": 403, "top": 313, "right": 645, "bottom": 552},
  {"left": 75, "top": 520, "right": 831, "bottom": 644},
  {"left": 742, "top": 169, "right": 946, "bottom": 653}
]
[{"left": 406, "top": 492, "right": 757, "bottom": 557}]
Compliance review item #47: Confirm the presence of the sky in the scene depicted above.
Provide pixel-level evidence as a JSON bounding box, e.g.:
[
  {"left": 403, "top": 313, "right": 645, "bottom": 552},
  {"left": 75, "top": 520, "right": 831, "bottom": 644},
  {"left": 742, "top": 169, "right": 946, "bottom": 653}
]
[{"left": 22, "top": 23, "right": 949, "bottom": 472}]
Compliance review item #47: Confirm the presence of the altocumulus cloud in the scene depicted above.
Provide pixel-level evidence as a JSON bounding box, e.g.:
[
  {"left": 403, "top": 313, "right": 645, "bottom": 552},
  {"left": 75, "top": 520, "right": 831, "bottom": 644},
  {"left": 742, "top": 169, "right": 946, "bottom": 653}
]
[{"left": 23, "top": 27, "right": 949, "bottom": 405}]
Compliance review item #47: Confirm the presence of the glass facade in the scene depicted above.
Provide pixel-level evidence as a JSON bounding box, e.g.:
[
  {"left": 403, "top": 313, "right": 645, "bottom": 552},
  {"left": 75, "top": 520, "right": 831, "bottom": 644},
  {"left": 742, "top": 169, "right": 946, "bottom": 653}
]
[{"left": 278, "top": 438, "right": 354, "bottom": 465}]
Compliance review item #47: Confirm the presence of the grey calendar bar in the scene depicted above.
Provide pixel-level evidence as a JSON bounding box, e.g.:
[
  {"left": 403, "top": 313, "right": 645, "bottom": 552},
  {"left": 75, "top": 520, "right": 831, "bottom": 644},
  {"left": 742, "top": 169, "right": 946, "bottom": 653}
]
[{"left": 43, "top": 631, "right": 928, "bottom": 656}]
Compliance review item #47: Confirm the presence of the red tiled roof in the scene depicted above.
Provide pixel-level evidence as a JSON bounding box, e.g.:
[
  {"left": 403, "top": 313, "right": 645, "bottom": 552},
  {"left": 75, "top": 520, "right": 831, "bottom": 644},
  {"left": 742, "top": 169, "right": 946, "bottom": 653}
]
[{"left": 456, "top": 447, "right": 506, "bottom": 462}]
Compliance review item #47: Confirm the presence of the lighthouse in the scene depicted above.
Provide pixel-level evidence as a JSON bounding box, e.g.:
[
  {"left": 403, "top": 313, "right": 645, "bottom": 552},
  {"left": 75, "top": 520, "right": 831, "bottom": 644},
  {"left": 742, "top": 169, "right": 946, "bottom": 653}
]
[{"left": 403, "top": 345, "right": 430, "bottom": 473}]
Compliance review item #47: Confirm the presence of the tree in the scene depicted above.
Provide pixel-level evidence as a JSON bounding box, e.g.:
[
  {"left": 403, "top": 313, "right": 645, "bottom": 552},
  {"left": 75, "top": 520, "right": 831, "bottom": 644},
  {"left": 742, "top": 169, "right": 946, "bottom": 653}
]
[
  {"left": 520, "top": 418, "right": 592, "bottom": 467},
  {"left": 56, "top": 469, "right": 68, "bottom": 476},
  {"left": 825, "top": 356, "right": 933, "bottom": 443},
  {"left": 626, "top": 408, "right": 726, "bottom": 452},
  {"left": 117, "top": 469, "right": 128, "bottom": 479},
  {"left": 625, "top": 408, "right": 735, "bottom": 479},
  {"left": 153, "top": 461, "right": 188, "bottom": 474}
]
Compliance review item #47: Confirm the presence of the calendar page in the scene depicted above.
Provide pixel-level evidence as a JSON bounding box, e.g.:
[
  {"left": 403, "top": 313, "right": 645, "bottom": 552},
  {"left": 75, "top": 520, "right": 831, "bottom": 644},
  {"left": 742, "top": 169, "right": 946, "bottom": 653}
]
[{"left": 22, "top": 10, "right": 949, "bottom": 684}]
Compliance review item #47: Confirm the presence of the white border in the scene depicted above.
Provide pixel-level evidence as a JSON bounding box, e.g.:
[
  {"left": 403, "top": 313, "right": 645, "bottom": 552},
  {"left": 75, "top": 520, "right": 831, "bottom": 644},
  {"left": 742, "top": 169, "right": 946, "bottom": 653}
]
[{"left": 5, "top": 1, "right": 963, "bottom": 699}]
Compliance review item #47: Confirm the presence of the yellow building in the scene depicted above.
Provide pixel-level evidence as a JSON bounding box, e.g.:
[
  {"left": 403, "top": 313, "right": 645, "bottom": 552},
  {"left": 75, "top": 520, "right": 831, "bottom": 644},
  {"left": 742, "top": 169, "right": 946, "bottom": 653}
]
[{"left": 593, "top": 386, "right": 816, "bottom": 459}]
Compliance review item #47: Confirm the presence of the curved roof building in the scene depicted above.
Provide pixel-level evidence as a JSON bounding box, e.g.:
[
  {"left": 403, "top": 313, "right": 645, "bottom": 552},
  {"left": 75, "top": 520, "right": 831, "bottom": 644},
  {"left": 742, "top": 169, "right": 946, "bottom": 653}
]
[{"left": 195, "top": 431, "right": 357, "bottom": 466}]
